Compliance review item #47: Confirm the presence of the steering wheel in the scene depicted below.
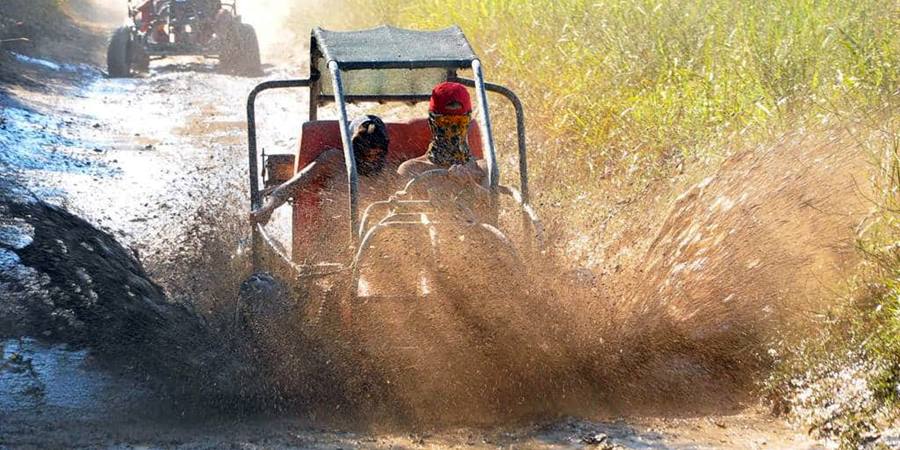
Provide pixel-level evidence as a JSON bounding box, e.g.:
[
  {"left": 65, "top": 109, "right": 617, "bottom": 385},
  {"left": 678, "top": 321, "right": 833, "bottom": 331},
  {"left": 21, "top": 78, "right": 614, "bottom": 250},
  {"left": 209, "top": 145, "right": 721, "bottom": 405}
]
[{"left": 399, "top": 169, "right": 489, "bottom": 222}]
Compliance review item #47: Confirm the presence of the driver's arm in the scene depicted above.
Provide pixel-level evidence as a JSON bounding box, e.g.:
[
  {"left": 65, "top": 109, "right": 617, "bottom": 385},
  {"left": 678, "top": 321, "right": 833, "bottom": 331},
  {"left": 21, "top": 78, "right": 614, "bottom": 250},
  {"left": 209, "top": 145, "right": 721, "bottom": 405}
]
[{"left": 250, "top": 148, "right": 342, "bottom": 224}]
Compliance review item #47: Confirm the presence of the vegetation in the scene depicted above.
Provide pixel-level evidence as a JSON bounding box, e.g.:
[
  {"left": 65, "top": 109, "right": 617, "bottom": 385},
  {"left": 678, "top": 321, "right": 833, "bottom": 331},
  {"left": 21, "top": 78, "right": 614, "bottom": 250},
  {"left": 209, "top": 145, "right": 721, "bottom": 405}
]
[{"left": 330, "top": 0, "right": 899, "bottom": 258}]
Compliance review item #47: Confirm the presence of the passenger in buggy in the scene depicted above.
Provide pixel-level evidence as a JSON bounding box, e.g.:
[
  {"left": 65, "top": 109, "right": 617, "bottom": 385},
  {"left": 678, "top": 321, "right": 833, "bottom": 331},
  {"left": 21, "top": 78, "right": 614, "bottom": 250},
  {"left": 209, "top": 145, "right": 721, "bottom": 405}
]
[
  {"left": 138, "top": 0, "right": 225, "bottom": 44},
  {"left": 249, "top": 115, "right": 396, "bottom": 226}
]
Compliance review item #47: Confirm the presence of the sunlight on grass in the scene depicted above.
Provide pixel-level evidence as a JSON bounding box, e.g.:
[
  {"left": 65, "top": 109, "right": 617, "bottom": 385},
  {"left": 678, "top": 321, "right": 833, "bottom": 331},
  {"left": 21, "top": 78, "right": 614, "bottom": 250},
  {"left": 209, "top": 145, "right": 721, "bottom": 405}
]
[{"left": 334, "top": 0, "right": 898, "bottom": 260}]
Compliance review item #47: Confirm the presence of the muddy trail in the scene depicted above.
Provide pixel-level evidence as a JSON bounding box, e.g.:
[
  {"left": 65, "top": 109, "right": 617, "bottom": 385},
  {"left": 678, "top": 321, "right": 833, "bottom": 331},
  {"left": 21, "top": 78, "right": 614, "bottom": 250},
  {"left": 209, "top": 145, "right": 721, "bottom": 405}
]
[{"left": 0, "top": 7, "right": 874, "bottom": 450}]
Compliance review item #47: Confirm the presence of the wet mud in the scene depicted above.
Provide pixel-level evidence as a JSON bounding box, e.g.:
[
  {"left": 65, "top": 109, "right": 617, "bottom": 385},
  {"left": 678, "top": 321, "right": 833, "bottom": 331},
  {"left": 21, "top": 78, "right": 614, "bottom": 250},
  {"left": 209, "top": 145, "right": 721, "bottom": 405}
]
[{"left": 0, "top": 176, "right": 258, "bottom": 400}]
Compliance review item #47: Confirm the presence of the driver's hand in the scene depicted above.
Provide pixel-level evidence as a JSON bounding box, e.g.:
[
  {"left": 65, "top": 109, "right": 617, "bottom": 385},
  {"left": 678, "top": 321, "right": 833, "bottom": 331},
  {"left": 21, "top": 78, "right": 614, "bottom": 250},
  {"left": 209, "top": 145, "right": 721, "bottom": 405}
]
[
  {"left": 249, "top": 201, "right": 275, "bottom": 225},
  {"left": 448, "top": 160, "right": 483, "bottom": 184}
]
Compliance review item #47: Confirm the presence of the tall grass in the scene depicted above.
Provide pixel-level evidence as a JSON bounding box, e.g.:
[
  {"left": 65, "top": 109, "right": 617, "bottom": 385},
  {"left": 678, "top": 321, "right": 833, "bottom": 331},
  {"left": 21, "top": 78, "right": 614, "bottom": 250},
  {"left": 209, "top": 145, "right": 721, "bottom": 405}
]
[
  {"left": 361, "top": 0, "right": 895, "bottom": 170},
  {"left": 339, "top": 0, "right": 898, "bottom": 256},
  {"left": 849, "top": 123, "right": 900, "bottom": 422}
]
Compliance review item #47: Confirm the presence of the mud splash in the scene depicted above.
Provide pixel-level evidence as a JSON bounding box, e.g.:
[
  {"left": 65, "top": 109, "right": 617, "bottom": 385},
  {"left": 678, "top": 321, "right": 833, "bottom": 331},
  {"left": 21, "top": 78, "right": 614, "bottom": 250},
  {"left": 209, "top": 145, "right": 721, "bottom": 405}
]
[
  {"left": 222, "top": 126, "right": 870, "bottom": 430},
  {"left": 0, "top": 178, "right": 251, "bottom": 396}
]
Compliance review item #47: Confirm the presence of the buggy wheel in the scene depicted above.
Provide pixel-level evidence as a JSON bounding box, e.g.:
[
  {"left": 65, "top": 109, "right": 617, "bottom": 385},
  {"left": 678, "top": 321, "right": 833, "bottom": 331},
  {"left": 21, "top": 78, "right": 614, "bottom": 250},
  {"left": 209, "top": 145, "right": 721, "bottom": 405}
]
[
  {"left": 106, "top": 26, "right": 133, "bottom": 78},
  {"left": 219, "top": 23, "right": 261, "bottom": 76},
  {"left": 236, "top": 24, "right": 262, "bottom": 76},
  {"left": 236, "top": 272, "right": 291, "bottom": 336}
]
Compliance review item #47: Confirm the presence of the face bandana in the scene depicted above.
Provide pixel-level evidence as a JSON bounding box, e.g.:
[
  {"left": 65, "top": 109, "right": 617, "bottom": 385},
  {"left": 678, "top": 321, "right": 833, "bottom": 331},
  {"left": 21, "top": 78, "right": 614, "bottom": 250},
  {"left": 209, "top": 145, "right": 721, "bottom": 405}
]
[{"left": 427, "top": 112, "right": 472, "bottom": 167}]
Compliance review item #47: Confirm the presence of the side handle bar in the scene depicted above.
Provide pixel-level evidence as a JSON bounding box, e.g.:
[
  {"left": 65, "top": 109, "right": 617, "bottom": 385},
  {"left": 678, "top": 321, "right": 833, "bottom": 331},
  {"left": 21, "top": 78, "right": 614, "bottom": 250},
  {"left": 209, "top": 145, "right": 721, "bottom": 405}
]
[
  {"left": 246, "top": 77, "right": 315, "bottom": 271},
  {"left": 246, "top": 78, "right": 314, "bottom": 210}
]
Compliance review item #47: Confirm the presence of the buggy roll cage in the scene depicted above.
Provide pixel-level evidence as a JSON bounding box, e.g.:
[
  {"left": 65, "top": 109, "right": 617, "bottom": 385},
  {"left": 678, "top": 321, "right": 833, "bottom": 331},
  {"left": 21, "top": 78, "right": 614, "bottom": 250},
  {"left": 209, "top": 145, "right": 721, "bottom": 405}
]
[{"left": 246, "top": 26, "right": 533, "bottom": 268}]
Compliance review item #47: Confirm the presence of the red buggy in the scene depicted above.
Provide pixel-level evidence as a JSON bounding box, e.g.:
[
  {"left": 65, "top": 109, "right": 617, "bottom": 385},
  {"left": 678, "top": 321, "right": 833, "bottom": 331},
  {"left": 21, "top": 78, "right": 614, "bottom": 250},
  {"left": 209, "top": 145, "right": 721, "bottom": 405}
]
[
  {"left": 243, "top": 26, "right": 542, "bottom": 325},
  {"left": 107, "top": 0, "right": 261, "bottom": 77}
]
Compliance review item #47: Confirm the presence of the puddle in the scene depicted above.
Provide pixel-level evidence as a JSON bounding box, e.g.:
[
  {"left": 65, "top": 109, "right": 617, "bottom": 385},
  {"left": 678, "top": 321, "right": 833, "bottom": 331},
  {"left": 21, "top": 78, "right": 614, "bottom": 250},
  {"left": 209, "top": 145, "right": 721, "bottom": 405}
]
[
  {"left": 0, "top": 105, "right": 110, "bottom": 174},
  {"left": 9, "top": 52, "right": 96, "bottom": 74},
  {"left": 0, "top": 338, "right": 151, "bottom": 416}
]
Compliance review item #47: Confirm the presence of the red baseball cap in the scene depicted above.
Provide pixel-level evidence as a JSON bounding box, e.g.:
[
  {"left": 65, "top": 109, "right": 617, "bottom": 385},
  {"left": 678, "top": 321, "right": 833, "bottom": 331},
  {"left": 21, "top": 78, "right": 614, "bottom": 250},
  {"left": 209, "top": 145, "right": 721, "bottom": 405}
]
[{"left": 429, "top": 82, "right": 472, "bottom": 115}]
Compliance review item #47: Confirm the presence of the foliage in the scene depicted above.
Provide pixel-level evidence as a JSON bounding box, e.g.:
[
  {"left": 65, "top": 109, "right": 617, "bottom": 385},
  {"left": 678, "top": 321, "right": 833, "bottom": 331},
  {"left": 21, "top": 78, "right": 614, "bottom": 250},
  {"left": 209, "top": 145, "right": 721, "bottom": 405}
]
[
  {"left": 337, "top": 0, "right": 899, "bottom": 255},
  {"left": 858, "top": 130, "right": 900, "bottom": 413}
]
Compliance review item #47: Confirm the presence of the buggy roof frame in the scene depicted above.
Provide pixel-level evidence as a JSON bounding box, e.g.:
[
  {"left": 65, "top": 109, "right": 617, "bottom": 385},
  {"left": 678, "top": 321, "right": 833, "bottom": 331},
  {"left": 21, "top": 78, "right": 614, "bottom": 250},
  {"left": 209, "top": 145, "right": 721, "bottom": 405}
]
[{"left": 311, "top": 25, "right": 477, "bottom": 70}]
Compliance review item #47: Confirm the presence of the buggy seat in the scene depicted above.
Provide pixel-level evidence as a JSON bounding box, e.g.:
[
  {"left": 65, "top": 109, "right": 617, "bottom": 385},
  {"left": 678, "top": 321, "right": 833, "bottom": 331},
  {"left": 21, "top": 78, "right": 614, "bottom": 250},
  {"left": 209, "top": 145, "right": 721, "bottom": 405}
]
[{"left": 291, "top": 118, "right": 483, "bottom": 260}]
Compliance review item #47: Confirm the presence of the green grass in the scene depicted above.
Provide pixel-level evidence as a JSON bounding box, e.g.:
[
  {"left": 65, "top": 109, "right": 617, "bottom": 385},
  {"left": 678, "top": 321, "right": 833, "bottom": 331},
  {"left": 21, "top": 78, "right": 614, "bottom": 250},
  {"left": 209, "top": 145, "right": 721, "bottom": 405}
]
[
  {"left": 335, "top": 0, "right": 898, "bottom": 252},
  {"left": 356, "top": 0, "right": 896, "bottom": 165}
]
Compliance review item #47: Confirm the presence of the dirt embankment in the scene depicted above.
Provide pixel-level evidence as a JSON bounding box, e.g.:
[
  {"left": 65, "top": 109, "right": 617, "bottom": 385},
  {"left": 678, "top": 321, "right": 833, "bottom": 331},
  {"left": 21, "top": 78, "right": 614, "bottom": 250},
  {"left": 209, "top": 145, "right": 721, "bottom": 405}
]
[{"left": 0, "top": 0, "right": 111, "bottom": 66}]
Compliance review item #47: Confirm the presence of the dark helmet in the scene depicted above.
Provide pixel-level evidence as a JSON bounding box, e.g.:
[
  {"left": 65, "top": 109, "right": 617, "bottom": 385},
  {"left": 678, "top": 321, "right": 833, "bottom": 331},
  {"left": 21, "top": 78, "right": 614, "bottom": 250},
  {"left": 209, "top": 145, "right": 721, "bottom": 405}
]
[{"left": 350, "top": 115, "right": 390, "bottom": 176}]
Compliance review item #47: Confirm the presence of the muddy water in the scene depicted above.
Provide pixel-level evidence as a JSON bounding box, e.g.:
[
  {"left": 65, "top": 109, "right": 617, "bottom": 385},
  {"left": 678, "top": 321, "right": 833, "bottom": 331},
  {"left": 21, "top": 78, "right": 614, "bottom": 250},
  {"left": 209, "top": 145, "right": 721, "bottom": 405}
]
[
  {"left": 0, "top": 54, "right": 832, "bottom": 448},
  {"left": 0, "top": 338, "right": 157, "bottom": 421}
]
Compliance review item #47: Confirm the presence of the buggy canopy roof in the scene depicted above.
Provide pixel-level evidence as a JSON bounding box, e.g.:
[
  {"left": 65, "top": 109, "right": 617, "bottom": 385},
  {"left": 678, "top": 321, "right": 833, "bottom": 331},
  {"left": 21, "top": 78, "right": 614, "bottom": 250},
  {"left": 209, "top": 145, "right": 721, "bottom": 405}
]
[
  {"left": 312, "top": 25, "right": 477, "bottom": 70},
  {"left": 311, "top": 26, "right": 479, "bottom": 101}
]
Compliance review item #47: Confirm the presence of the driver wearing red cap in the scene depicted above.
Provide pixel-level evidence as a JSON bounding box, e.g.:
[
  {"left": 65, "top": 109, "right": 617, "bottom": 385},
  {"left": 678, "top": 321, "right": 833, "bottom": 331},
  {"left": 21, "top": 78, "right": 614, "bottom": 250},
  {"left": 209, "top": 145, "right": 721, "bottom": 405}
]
[{"left": 397, "top": 81, "right": 487, "bottom": 184}]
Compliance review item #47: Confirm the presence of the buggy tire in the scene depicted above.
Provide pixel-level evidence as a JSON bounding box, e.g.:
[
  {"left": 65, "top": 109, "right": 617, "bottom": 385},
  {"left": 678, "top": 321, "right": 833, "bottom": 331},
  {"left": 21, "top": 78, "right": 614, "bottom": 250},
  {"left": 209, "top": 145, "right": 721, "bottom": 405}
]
[
  {"left": 107, "top": 26, "right": 133, "bottom": 78},
  {"left": 236, "top": 271, "right": 290, "bottom": 333},
  {"left": 219, "top": 23, "right": 261, "bottom": 76},
  {"left": 237, "top": 24, "right": 262, "bottom": 76}
]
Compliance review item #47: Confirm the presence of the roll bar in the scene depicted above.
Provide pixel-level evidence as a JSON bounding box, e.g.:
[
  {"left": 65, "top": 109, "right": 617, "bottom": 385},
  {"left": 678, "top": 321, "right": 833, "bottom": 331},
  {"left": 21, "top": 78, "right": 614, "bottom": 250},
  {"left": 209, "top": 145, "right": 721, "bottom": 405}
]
[
  {"left": 246, "top": 78, "right": 316, "bottom": 209},
  {"left": 246, "top": 77, "right": 315, "bottom": 269},
  {"left": 327, "top": 61, "right": 361, "bottom": 245},
  {"left": 470, "top": 60, "right": 499, "bottom": 192}
]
